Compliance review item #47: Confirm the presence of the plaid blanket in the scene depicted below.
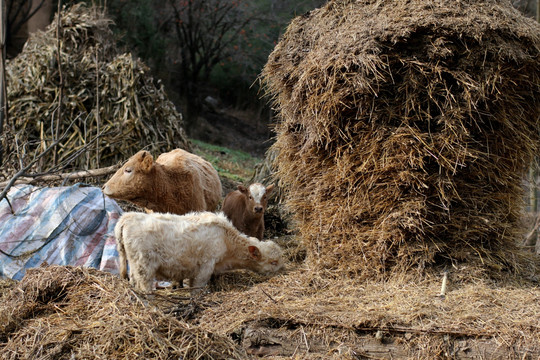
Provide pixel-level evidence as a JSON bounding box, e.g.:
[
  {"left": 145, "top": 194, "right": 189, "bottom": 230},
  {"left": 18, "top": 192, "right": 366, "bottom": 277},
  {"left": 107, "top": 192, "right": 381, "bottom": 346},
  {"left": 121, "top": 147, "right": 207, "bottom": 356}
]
[{"left": 0, "top": 183, "right": 122, "bottom": 280}]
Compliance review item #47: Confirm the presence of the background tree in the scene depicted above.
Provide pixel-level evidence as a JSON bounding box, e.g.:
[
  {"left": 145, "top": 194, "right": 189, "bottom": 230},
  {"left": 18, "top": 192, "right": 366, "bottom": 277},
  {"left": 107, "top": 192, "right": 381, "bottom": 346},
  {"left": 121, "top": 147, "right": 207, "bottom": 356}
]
[
  {"left": 163, "top": 0, "right": 255, "bottom": 133},
  {"left": 57, "top": 0, "right": 326, "bottom": 134},
  {"left": 512, "top": 0, "right": 538, "bottom": 18},
  {"left": 6, "top": 0, "right": 47, "bottom": 57},
  {"left": 98, "top": 0, "right": 168, "bottom": 71}
]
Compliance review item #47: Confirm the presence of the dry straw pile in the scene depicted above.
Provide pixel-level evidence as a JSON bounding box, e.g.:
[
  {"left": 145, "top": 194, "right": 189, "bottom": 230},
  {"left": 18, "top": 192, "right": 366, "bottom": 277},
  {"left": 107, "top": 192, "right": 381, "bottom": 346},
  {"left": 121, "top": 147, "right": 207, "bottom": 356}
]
[
  {"left": 0, "top": 265, "right": 245, "bottom": 359},
  {"left": 3, "top": 4, "right": 189, "bottom": 173},
  {"left": 198, "top": 264, "right": 540, "bottom": 358},
  {"left": 261, "top": 0, "right": 540, "bottom": 276}
]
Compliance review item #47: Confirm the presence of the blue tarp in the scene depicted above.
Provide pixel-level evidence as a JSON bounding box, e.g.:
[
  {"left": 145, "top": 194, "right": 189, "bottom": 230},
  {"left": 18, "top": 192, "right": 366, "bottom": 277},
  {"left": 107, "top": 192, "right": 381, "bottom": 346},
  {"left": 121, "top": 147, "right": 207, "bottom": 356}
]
[{"left": 0, "top": 183, "right": 122, "bottom": 280}]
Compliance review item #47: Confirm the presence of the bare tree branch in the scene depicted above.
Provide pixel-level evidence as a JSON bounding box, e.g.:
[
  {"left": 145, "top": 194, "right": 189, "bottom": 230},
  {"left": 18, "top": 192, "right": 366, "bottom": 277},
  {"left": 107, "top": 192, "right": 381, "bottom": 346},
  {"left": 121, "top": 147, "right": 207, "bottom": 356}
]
[
  {"left": 166, "top": 0, "right": 256, "bottom": 131},
  {"left": 7, "top": 0, "right": 46, "bottom": 51},
  {"left": 0, "top": 164, "right": 119, "bottom": 189},
  {"left": 0, "top": 127, "right": 71, "bottom": 202}
]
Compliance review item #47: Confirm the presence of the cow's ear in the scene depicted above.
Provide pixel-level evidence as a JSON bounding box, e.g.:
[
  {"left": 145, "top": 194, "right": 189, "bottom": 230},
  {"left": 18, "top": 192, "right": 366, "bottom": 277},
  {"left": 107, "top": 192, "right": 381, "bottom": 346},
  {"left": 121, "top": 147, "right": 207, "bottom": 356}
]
[
  {"left": 238, "top": 185, "right": 248, "bottom": 194},
  {"left": 266, "top": 184, "right": 275, "bottom": 194},
  {"left": 248, "top": 245, "right": 262, "bottom": 260},
  {"left": 137, "top": 151, "right": 154, "bottom": 173}
]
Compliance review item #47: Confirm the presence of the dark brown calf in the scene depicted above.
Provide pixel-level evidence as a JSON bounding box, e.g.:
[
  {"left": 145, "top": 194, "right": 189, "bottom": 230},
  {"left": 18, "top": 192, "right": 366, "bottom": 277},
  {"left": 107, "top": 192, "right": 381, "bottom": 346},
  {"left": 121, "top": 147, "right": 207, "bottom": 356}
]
[{"left": 222, "top": 183, "right": 274, "bottom": 240}]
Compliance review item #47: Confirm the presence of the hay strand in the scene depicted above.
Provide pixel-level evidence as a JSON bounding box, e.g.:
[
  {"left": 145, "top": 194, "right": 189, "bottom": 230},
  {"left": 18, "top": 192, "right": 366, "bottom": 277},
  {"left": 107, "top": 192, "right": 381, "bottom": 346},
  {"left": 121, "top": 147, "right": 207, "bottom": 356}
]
[{"left": 0, "top": 265, "right": 245, "bottom": 359}]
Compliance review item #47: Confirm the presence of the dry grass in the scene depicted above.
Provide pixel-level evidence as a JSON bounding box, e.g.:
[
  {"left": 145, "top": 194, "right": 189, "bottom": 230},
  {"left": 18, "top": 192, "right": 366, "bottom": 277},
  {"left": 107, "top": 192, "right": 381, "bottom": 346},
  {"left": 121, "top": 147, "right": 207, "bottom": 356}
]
[
  {"left": 198, "top": 259, "right": 540, "bottom": 358},
  {"left": 0, "top": 265, "right": 245, "bottom": 359},
  {"left": 0, "top": 231, "right": 538, "bottom": 358}
]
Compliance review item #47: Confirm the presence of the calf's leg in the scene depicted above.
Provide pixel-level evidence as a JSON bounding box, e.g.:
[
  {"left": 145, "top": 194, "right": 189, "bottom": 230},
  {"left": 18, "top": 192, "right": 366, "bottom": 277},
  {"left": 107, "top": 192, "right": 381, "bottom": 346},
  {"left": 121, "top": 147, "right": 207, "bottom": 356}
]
[
  {"left": 190, "top": 262, "right": 216, "bottom": 295},
  {"left": 131, "top": 263, "right": 154, "bottom": 293}
]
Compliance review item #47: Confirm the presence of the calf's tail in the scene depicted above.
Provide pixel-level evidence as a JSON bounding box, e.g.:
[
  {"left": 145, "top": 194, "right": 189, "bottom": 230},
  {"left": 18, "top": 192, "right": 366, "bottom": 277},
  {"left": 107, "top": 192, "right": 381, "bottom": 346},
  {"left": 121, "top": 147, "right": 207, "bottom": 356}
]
[{"left": 114, "top": 218, "right": 128, "bottom": 280}]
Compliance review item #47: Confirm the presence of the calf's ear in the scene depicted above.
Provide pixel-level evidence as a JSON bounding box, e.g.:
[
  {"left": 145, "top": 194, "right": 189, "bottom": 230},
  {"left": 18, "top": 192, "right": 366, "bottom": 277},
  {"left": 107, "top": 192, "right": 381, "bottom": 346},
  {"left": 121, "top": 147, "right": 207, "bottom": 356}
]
[
  {"left": 137, "top": 151, "right": 154, "bottom": 173},
  {"left": 248, "top": 245, "right": 262, "bottom": 260},
  {"left": 266, "top": 184, "right": 275, "bottom": 194},
  {"left": 238, "top": 185, "right": 248, "bottom": 194}
]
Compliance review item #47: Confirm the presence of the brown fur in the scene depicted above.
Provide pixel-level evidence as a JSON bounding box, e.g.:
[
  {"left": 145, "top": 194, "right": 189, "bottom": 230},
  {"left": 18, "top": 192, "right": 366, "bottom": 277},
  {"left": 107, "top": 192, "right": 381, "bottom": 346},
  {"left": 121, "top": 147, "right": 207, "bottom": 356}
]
[
  {"left": 103, "top": 149, "right": 222, "bottom": 214},
  {"left": 222, "top": 183, "right": 274, "bottom": 240}
]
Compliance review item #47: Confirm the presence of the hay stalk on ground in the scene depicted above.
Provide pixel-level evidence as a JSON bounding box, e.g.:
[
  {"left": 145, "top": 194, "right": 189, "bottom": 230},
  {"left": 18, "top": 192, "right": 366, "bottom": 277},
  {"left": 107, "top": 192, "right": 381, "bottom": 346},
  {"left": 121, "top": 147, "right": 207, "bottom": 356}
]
[{"left": 0, "top": 265, "right": 245, "bottom": 359}]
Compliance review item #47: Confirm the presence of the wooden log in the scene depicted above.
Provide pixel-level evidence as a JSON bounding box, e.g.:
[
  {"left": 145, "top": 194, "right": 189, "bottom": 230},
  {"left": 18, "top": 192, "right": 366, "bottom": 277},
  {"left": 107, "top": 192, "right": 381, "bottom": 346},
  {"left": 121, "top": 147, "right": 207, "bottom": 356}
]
[
  {"left": 241, "top": 322, "right": 539, "bottom": 359},
  {"left": 0, "top": 164, "right": 119, "bottom": 190}
]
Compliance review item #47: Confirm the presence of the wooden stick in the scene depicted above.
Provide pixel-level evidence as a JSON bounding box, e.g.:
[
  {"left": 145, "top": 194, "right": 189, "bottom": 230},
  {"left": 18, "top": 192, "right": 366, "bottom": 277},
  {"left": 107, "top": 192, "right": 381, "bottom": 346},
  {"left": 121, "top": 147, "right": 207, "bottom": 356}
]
[
  {"left": 439, "top": 270, "right": 449, "bottom": 297},
  {"left": 54, "top": 0, "right": 64, "bottom": 166},
  {"left": 0, "top": 164, "right": 119, "bottom": 190},
  {"left": 261, "top": 287, "right": 278, "bottom": 303}
]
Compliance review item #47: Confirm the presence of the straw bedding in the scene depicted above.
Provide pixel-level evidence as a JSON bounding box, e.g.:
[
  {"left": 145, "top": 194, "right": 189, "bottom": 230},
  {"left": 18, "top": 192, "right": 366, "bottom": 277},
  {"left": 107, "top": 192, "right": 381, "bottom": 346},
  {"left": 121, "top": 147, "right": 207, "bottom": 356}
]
[
  {"left": 0, "top": 265, "right": 245, "bottom": 359},
  {"left": 198, "top": 263, "right": 540, "bottom": 358},
  {"left": 1, "top": 239, "right": 538, "bottom": 359},
  {"left": 261, "top": 0, "right": 540, "bottom": 276}
]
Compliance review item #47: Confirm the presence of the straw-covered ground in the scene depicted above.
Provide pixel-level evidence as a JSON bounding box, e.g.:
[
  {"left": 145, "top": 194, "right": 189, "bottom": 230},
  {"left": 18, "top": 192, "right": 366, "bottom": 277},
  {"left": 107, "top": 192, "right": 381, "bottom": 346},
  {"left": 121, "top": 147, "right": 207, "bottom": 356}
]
[
  {"left": 199, "top": 265, "right": 540, "bottom": 358},
  {"left": 1, "top": 241, "right": 539, "bottom": 359},
  {"left": 0, "top": 265, "right": 245, "bottom": 359}
]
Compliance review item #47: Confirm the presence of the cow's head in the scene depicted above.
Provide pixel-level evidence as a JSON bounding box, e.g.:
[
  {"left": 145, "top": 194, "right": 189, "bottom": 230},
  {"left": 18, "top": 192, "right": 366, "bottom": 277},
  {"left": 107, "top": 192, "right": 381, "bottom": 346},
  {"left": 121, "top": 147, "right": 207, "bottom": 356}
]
[
  {"left": 247, "top": 240, "right": 284, "bottom": 274},
  {"left": 238, "top": 183, "right": 275, "bottom": 216},
  {"left": 103, "top": 150, "right": 155, "bottom": 201}
]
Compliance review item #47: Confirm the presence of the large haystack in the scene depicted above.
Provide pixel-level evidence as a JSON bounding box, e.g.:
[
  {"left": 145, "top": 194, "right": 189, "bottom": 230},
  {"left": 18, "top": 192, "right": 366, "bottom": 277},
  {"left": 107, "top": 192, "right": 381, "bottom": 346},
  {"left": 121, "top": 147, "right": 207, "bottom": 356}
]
[
  {"left": 262, "top": 0, "right": 540, "bottom": 276},
  {"left": 3, "top": 4, "right": 189, "bottom": 173}
]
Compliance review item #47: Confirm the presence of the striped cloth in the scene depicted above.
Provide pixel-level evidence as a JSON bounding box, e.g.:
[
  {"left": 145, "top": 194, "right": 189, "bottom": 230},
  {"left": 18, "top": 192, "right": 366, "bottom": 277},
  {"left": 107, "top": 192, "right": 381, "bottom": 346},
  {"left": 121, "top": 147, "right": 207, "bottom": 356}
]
[{"left": 0, "top": 183, "right": 123, "bottom": 280}]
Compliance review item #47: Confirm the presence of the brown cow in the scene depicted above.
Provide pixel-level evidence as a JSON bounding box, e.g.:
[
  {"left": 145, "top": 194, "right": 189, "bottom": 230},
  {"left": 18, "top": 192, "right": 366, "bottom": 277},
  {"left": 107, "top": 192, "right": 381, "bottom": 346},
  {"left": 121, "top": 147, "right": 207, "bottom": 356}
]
[
  {"left": 221, "top": 183, "right": 274, "bottom": 240},
  {"left": 103, "top": 149, "right": 222, "bottom": 214}
]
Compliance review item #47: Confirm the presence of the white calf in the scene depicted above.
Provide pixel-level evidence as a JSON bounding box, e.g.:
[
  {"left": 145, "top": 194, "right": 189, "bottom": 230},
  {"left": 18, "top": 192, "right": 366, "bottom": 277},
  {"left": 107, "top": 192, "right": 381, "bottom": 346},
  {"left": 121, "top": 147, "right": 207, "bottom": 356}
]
[{"left": 114, "top": 211, "right": 284, "bottom": 293}]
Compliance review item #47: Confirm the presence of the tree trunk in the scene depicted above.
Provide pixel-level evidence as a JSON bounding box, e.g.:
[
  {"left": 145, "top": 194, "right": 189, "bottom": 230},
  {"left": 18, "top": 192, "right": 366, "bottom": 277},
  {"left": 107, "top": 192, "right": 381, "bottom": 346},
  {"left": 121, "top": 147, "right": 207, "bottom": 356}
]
[
  {"left": 0, "top": 0, "right": 6, "bottom": 165},
  {"left": 182, "top": 83, "right": 202, "bottom": 136}
]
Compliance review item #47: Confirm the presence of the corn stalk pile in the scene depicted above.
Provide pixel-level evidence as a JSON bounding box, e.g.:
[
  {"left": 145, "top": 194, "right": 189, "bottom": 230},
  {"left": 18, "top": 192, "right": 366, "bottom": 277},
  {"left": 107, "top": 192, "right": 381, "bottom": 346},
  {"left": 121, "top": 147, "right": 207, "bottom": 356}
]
[{"left": 1, "top": 4, "right": 189, "bottom": 180}]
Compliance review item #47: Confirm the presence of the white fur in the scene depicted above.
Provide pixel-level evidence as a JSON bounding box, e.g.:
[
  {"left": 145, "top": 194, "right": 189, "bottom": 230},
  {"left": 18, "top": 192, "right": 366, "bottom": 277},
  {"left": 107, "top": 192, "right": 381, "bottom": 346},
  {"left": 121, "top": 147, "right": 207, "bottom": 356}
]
[
  {"left": 114, "top": 211, "right": 283, "bottom": 294},
  {"left": 249, "top": 183, "right": 267, "bottom": 203}
]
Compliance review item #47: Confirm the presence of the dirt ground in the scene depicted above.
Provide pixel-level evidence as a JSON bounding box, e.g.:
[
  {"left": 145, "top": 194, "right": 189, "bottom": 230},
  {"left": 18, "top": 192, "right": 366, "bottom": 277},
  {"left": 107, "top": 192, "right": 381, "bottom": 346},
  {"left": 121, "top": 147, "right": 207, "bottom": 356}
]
[{"left": 190, "top": 106, "right": 274, "bottom": 159}]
